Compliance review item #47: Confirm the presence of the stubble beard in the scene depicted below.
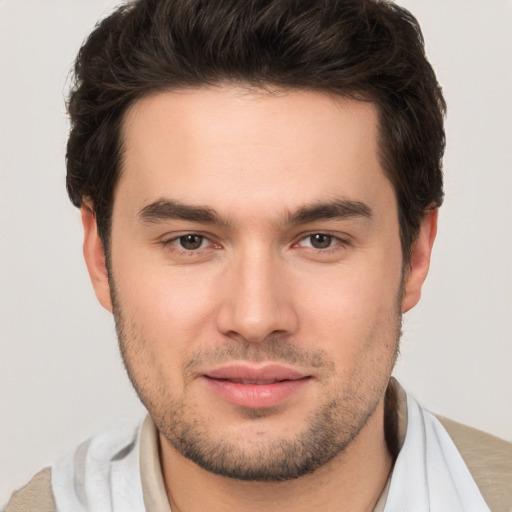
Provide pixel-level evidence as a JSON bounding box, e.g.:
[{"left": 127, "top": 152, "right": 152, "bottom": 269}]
[{"left": 109, "top": 278, "right": 402, "bottom": 482}]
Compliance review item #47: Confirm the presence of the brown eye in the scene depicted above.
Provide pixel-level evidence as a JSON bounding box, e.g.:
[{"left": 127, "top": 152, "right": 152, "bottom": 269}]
[
  {"left": 309, "top": 234, "right": 333, "bottom": 249},
  {"left": 179, "top": 234, "right": 204, "bottom": 250}
]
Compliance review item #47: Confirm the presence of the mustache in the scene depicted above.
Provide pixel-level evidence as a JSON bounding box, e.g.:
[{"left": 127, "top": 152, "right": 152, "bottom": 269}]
[{"left": 183, "top": 337, "right": 335, "bottom": 375}]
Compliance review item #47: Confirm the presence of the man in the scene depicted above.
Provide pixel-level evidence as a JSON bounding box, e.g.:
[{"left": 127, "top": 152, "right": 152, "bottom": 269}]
[{"left": 4, "top": 0, "right": 511, "bottom": 511}]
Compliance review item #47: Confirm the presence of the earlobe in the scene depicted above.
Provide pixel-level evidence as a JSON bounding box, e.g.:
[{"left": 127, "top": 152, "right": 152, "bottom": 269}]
[
  {"left": 81, "top": 204, "right": 113, "bottom": 312},
  {"left": 401, "top": 208, "right": 438, "bottom": 313}
]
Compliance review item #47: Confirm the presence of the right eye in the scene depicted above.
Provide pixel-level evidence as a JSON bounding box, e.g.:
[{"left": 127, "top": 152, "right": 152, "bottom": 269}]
[
  {"left": 302, "top": 233, "right": 336, "bottom": 249},
  {"left": 174, "top": 234, "right": 208, "bottom": 251}
]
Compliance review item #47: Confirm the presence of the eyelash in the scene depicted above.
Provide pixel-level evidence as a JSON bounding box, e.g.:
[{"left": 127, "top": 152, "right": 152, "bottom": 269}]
[
  {"left": 160, "top": 232, "right": 348, "bottom": 256},
  {"left": 293, "top": 233, "right": 346, "bottom": 252},
  {"left": 161, "top": 233, "right": 220, "bottom": 254}
]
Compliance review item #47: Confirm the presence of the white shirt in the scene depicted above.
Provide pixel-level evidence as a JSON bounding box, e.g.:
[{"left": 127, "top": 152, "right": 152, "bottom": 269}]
[{"left": 51, "top": 385, "right": 491, "bottom": 512}]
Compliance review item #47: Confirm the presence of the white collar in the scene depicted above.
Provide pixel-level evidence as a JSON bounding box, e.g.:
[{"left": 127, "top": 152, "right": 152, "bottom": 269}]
[
  {"left": 51, "top": 385, "right": 490, "bottom": 511},
  {"left": 382, "top": 391, "right": 490, "bottom": 511}
]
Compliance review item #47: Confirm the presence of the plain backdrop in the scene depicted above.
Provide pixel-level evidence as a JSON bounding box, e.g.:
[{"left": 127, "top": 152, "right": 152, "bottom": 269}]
[{"left": 1, "top": 0, "right": 511, "bottom": 505}]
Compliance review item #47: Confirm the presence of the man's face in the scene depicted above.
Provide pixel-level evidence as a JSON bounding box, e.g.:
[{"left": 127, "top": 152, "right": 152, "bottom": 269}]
[{"left": 89, "top": 86, "right": 417, "bottom": 480}]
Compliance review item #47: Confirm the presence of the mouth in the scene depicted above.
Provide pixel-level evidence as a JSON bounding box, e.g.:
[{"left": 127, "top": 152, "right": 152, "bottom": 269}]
[
  {"left": 201, "top": 364, "right": 312, "bottom": 409},
  {"left": 213, "top": 378, "right": 295, "bottom": 385}
]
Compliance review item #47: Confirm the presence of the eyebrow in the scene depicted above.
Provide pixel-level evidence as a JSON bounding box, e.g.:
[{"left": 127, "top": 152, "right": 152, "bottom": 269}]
[
  {"left": 286, "top": 199, "right": 373, "bottom": 225},
  {"left": 138, "top": 197, "right": 372, "bottom": 226},
  {"left": 139, "top": 199, "right": 230, "bottom": 226}
]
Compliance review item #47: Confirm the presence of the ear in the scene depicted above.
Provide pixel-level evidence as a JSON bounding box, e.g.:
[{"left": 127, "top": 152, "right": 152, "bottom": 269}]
[
  {"left": 81, "top": 204, "right": 113, "bottom": 312},
  {"left": 401, "top": 208, "right": 438, "bottom": 313}
]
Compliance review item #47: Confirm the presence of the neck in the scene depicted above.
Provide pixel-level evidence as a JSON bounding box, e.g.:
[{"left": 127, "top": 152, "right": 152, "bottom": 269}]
[{"left": 159, "top": 397, "right": 393, "bottom": 512}]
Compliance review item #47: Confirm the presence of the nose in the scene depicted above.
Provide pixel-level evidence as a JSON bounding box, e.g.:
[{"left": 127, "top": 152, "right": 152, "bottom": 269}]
[{"left": 216, "top": 247, "right": 299, "bottom": 343}]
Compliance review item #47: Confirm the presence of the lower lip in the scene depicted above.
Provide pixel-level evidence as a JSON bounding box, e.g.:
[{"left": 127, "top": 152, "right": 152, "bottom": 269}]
[{"left": 202, "top": 377, "right": 311, "bottom": 409}]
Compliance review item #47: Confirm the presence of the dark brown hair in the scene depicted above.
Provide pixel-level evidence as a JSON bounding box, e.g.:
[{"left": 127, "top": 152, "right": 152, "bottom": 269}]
[{"left": 66, "top": 0, "right": 445, "bottom": 262}]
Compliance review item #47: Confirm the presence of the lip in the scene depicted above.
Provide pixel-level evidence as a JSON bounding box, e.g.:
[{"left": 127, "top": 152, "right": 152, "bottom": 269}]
[{"left": 202, "top": 364, "right": 312, "bottom": 409}]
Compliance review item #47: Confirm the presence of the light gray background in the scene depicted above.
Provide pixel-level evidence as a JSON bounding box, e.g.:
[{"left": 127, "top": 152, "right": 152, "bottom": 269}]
[{"left": 1, "top": 0, "right": 511, "bottom": 505}]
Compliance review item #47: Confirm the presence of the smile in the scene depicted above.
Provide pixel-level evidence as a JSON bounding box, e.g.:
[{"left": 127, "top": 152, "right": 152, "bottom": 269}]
[
  {"left": 201, "top": 364, "right": 312, "bottom": 409},
  {"left": 218, "top": 378, "right": 284, "bottom": 385}
]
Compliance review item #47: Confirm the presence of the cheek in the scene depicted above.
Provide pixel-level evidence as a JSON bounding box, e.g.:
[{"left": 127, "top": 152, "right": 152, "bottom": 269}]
[
  {"left": 295, "top": 260, "right": 402, "bottom": 357},
  {"left": 110, "top": 249, "right": 222, "bottom": 373}
]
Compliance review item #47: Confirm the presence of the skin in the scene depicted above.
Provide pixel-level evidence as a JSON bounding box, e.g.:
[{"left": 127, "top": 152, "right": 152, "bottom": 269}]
[{"left": 82, "top": 86, "right": 437, "bottom": 511}]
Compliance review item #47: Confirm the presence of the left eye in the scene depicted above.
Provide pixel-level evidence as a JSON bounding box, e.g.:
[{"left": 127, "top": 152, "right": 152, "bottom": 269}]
[
  {"left": 175, "top": 234, "right": 208, "bottom": 250},
  {"left": 299, "top": 234, "right": 338, "bottom": 249}
]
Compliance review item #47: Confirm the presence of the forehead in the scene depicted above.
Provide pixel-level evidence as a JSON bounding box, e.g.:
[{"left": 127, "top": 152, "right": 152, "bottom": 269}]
[{"left": 117, "top": 86, "right": 394, "bottom": 219}]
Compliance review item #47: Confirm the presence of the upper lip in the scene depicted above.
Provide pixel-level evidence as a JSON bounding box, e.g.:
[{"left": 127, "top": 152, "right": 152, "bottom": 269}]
[{"left": 203, "top": 364, "right": 309, "bottom": 383}]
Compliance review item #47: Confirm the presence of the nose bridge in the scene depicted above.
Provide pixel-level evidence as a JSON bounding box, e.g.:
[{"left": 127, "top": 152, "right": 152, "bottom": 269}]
[{"left": 216, "top": 242, "right": 297, "bottom": 342}]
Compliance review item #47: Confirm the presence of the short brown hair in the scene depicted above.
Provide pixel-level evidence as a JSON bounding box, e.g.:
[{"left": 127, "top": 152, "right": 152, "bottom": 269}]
[{"left": 66, "top": 0, "right": 446, "bottom": 262}]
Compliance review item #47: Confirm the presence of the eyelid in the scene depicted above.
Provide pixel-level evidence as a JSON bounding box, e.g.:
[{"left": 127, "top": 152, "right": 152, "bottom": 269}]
[
  {"left": 157, "top": 230, "right": 351, "bottom": 254},
  {"left": 292, "top": 231, "right": 350, "bottom": 248},
  {"left": 159, "top": 231, "right": 222, "bottom": 252}
]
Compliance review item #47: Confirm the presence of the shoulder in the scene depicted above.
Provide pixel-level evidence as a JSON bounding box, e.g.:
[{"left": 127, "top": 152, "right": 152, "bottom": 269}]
[
  {"left": 3, "top": 467, "right": 56, "bottom": 512},
  {"left": 3, "top": 418, "right": 146, "bottom": 512},
  {"left": 436, "top": 415, "right": 512, "bottom": 512}
]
